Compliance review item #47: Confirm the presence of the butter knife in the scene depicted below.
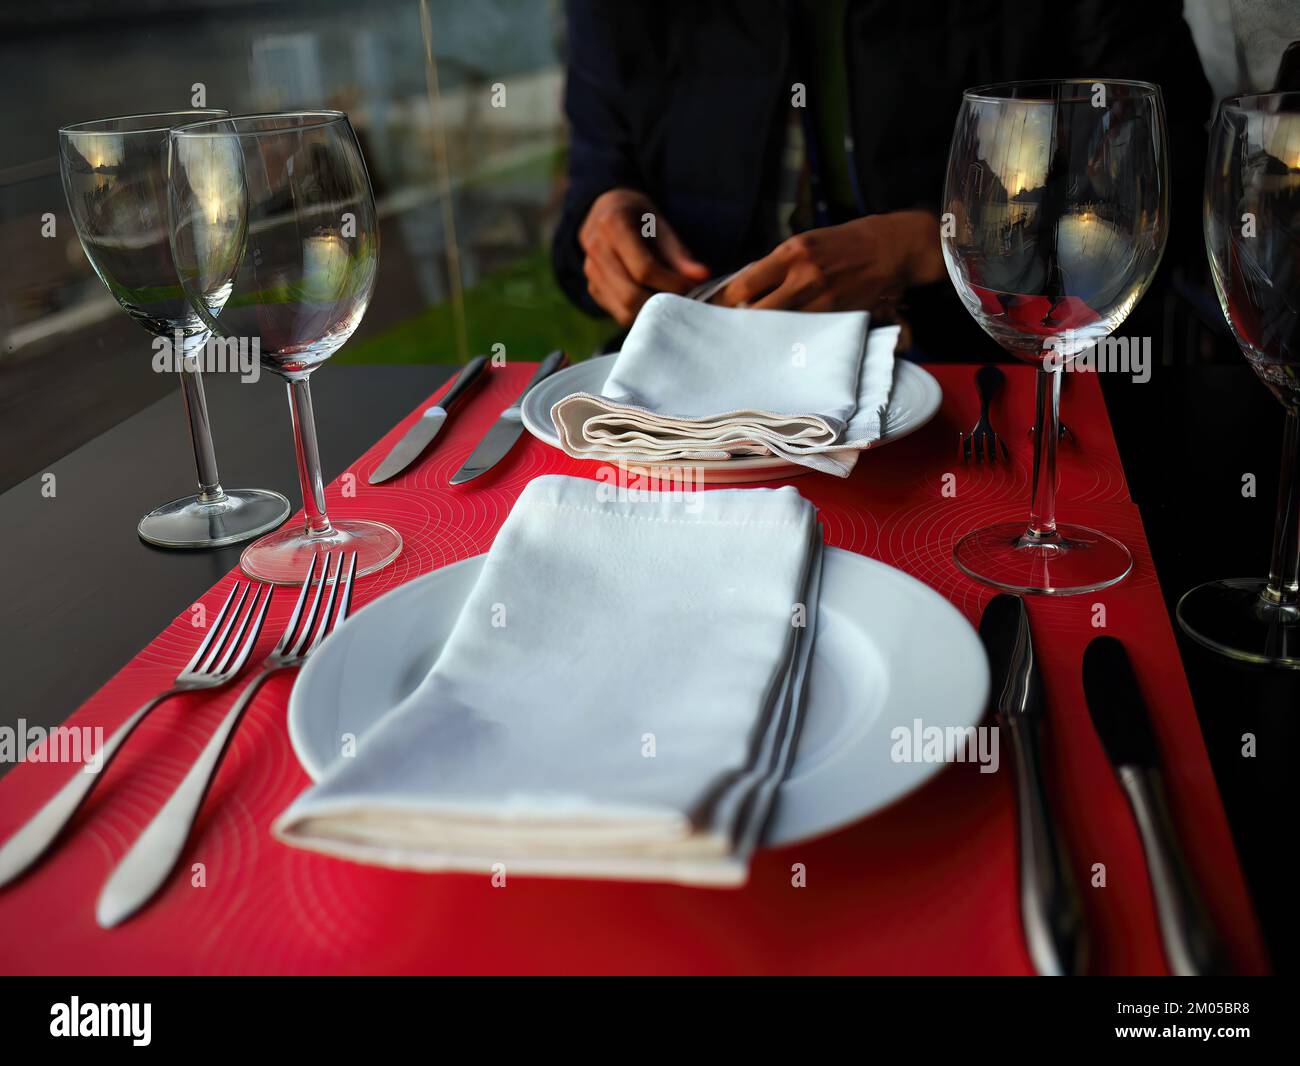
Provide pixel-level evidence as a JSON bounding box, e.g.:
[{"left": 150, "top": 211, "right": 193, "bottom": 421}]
[
  {"left": 980, "top": 593, "right": 1088, "bottom": 976},
  {"left": 368, "top": 354, "right": 488, "bottom": 484},
  {"left": 1082, "top": 636, "right": 1228, "bottom": 976},
  {"left": 450, "top": 350, "right": 566, "bottom": 485}
]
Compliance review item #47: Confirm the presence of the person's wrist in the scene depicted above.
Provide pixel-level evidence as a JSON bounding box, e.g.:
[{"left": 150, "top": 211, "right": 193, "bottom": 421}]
[{"left": 883, "top": 210, "right": 943, "bottom": 288}]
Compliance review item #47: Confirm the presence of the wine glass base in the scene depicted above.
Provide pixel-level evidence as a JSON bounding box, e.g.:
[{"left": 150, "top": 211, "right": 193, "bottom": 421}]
[
  {"left": 954, "top": 521, "right": 1133, "bottom": 596},
  {"left": 1177, "top": 579, "right": 1300, "bottom": 668},
  {"left": 239, "top": 518, "right": 402, "bottom": 586},
  {"left": 138, "top": 489, "right": 291, "bottom": 550}
]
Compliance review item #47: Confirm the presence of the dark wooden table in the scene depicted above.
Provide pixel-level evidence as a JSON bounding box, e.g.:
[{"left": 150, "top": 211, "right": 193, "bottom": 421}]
[
  {"left": 1, "top": 358, "right": 1294, "bottom": 971},
  {"left": 1102, "top": 365, "right": 1299, "bottom": 976},
  {"left": 0, "top": 364, "right": 452, "bottom": 753}
]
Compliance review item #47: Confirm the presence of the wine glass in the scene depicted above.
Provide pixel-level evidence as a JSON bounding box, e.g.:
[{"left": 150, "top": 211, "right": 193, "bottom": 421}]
[
  {"left": 941, "top": 80, "right": 1169, "bottom": 594},
  {"left": 58, "top": 110, "right": 291, "bottom": 548},
  {"left": 1177, "top": 92, "right": 1300, "bottom": 667},
  {"left": 168, "top": 110, "right": 399, "bottom": 585}
]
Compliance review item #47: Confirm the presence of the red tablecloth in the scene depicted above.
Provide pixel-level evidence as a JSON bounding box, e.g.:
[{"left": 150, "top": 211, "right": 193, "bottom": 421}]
[{"left": 0, "top": 361, "right": 1268, "bottom": 974}]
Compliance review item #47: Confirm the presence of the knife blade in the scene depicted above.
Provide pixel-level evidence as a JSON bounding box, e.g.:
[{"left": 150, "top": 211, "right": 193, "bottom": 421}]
[
  {"left": 368, "top": 355, "right": 488, "bottom": 484},
  {"left": 980, "top": 594, "right": 1088, "bottom": 976},
  {"left": 1082, "top": 636, "right": 1228, "bottom": 975},
  {"left": 450, "top": 350, "right": 567, "bottom": 485}
]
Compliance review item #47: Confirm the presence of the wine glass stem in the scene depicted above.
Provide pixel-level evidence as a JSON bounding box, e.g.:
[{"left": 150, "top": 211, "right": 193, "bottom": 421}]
[
  {"left": 1264, "top": 408, "right": 1300, "bottom": 609},
  {"left": 177, "top": 334, "right": 225, "bottom": 504},
  {"left": 286, "top": 377, "right": 333, "bottom": 537},
  {"left": 1028, "top": 365, "right": 1062, "bottom": 538}
]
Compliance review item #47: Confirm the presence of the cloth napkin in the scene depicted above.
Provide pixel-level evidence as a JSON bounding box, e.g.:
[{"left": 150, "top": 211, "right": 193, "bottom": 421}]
[
  {"left": 275, "top": 474, "right": 824, "bottom": 886},
  {"left": 551, "top": 293, "right": 898, "bottom": 476}
]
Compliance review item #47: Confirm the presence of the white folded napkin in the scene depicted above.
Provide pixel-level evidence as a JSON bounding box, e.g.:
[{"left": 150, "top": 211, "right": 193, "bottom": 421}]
[
  {"left": 551, "top": 293, "right": 898, "bottom": 476},
  {"left": 275, "top": 474, "right": 824, "bottom": 886}
]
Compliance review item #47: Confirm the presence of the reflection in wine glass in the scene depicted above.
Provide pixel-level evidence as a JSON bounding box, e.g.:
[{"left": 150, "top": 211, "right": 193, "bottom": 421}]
[
  {"left": 169, "top": 111, "right": 399, "bottom": 585},
  {"left": 1178, "top": 91, "right": 1300, "bottom": 666},
  {"left": 941, "top": 80, "right": 1169, "bottom": 594},
  {"left": 58, "top": 110, "right": 290, "bottom": 548}
]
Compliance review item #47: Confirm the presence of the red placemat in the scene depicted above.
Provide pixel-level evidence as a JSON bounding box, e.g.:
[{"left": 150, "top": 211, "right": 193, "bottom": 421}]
[{"left": 0, "top": 361, "right": 1268, "bottom": 974}]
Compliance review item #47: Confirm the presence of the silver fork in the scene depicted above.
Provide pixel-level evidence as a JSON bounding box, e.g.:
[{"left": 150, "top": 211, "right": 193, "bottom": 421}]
[
  {"left": 0, "top": 581, "right": 272, "bottom": 889},
  {"left": 96, "top": 551, "right": 357, "bottom": 927},
  {"left": 961, "top": 365, "right": 1012, "bottom": 463}
]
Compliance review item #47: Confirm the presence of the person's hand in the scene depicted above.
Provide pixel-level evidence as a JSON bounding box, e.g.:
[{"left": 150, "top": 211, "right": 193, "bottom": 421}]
[
  {"left": 579, "top": 187, "right": 710, "bottom": 325},
  {"left": 715, "top": 210, "right": 945, "bottom": 313}
]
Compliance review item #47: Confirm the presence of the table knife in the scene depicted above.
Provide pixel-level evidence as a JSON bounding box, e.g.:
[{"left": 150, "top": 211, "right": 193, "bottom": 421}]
[
  {"left": 450, "top": 350, "right": 566, "bottom": 485},
  {"left": 368, "top": 355, "right": 488, "bottom": 484},
  {"left": 1082, "top": 636, "right": 1228, "bottom": 976},
  {"left": 980, "top": 593, "right": 1088, "bottom": 976},
  {"left": 685, "top": 268, "right": 741, "bottom": 304}
]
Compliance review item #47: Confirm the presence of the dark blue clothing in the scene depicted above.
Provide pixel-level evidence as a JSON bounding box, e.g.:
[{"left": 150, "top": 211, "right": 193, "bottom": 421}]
[{"left": 552, "top": 0, "right": 1211, "bottom": 360}]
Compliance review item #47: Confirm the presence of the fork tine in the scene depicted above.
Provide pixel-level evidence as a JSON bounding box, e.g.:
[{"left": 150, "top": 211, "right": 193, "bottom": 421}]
[
  {"left": 960, "top": 431, "right": 970, "bottom": 463},
  {"left": 181, "top": 584, "right": 241, "bottom": 674},
  {"left": 198, "top": 583, "right": 251, "bottom": 674},
  {"left": 289, "top": 554, "right": 331, "bottom": 658},
  {"left": 974, "top": 432, "right": 985, "bottom": 463},
  {"left": 335, "top": 552, "right": 359, "bottom": 626},
  {"left": 998, "top": 434, "right": 1011, "bottom": 462},
  {"left": 213, "top": 583, "right": 267, "bottom": 675},
  {"left": 225, "top": 585, "right": 274, "bottom": 676},
  {"left": 273, "top": 554, "right": 320, "bottom": 655},
  {"left": 304, "top": 553, "right": 345, "bottom": 655}
]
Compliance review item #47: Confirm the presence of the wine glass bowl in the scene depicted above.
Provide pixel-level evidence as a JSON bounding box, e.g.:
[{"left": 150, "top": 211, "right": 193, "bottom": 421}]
[
  {"left": 941, "top": 79, "right": 1169, "bottom": 594},
  {"left": 1203, "top": 95, "right": 1300, "bottom": 410},
  {"left": 169, "top": 110, "right": 398, "bottom": 585},
  {"left": 169, "top": 113, "right": 379, "bottom": 375},
  {"left": 61, "top": 111, "right": 222, "bottom": 338},
  {"left": 944, "top": 81, "right": 1168, "bottom": 364},
  {"left": 58, "top": 110, "right": 290, "bottom": 548},
  {"left": 1178, "top": 91, "right": 1300, "bottom": 666}
]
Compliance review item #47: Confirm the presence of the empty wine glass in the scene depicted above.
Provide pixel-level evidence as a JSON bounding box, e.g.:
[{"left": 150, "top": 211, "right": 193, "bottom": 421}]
[
  {"left": 941, "top": 79, "right": 1169, "bottom": 594},
  {"left": 59, "top": 110, "right": 291, "bottom": 547},
  {"left": 168, "top": 110, "right": 399, "bottom": 585},
  {"left": 1178, "top": 91, "right": 1300, "bottom": 667}
]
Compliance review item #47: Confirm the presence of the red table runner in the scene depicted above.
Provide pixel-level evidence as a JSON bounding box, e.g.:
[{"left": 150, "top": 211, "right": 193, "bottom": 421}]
[{"left": 0, "top": 361, "right": 1268, "bottom": 974}]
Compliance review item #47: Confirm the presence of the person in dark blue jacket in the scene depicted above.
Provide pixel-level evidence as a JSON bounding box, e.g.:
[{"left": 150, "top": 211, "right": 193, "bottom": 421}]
[{"left": 551, "top": 0, "right": 1212, "bottom": 360}]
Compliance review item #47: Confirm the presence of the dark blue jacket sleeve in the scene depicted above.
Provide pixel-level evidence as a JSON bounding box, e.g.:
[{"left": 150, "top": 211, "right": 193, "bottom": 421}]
[{"left": 551, "top": 0, "right": 648, "bottom": 316}]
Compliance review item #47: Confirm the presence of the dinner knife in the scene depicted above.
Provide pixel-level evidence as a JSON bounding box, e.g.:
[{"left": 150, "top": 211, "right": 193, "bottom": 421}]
[
  {"left": 685, "top": 268, "right": 742, "bottom": 304},
  {"left": 1082, "top": 636, "right": 1228, "bottom": 976},
  {"left": 368, "top": 355, "right": 488, "bottom": 484},
  {"left": 980, "top": 594, "right": 1088, "bottom": 976},
  {"left": 450, "top": 350, "right": 567, "bottom": 485}
]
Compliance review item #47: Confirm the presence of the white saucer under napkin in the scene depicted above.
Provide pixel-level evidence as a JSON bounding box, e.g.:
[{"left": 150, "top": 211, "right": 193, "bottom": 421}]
[
  {"left": 275, "top": 474, "right": 824, "bottom": 886},
  {"left": 551, "top": 293, "right": 898, "bottom": 476}
]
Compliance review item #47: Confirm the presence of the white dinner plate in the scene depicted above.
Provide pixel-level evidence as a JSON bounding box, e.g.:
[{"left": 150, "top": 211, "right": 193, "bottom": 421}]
[
  {"left": 520, "top": 353, "right": 943, "bottom": 483},
  {"left": 287, "top": 547, "right": 989, "bottom": 848}
]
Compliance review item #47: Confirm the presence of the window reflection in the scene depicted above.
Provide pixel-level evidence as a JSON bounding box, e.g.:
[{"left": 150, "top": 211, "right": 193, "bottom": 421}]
[{"left": 0, "top": 0, "right": 609, "bottom": 490}]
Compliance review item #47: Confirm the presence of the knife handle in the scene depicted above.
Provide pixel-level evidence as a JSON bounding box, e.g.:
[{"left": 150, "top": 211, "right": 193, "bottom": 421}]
[
  {"left": 441, "top": 354, "right": 489, "bottom": 409},
  {"left": 1004, "top": 714, "right": 1089, "bottom": 976},
  {"left": 1119, "top": 766, "right": 1228, "bottom": 976},
  {"left": 519, "top": 350, "right": 566, "bottom": 399}
]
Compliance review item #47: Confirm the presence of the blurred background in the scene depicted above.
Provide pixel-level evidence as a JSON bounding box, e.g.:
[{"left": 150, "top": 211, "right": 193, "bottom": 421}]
[
  {"left": 0, "top": 0, "right": 608, "bottom": 491},
  {"left": 0, "top": 0, "right": 1296, "bottom": 492}
]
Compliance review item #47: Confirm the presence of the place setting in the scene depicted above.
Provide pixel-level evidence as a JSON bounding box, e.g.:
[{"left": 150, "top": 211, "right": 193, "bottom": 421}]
[{"left": 0, "top": 70, "right": 1282, "bottom": 985}]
